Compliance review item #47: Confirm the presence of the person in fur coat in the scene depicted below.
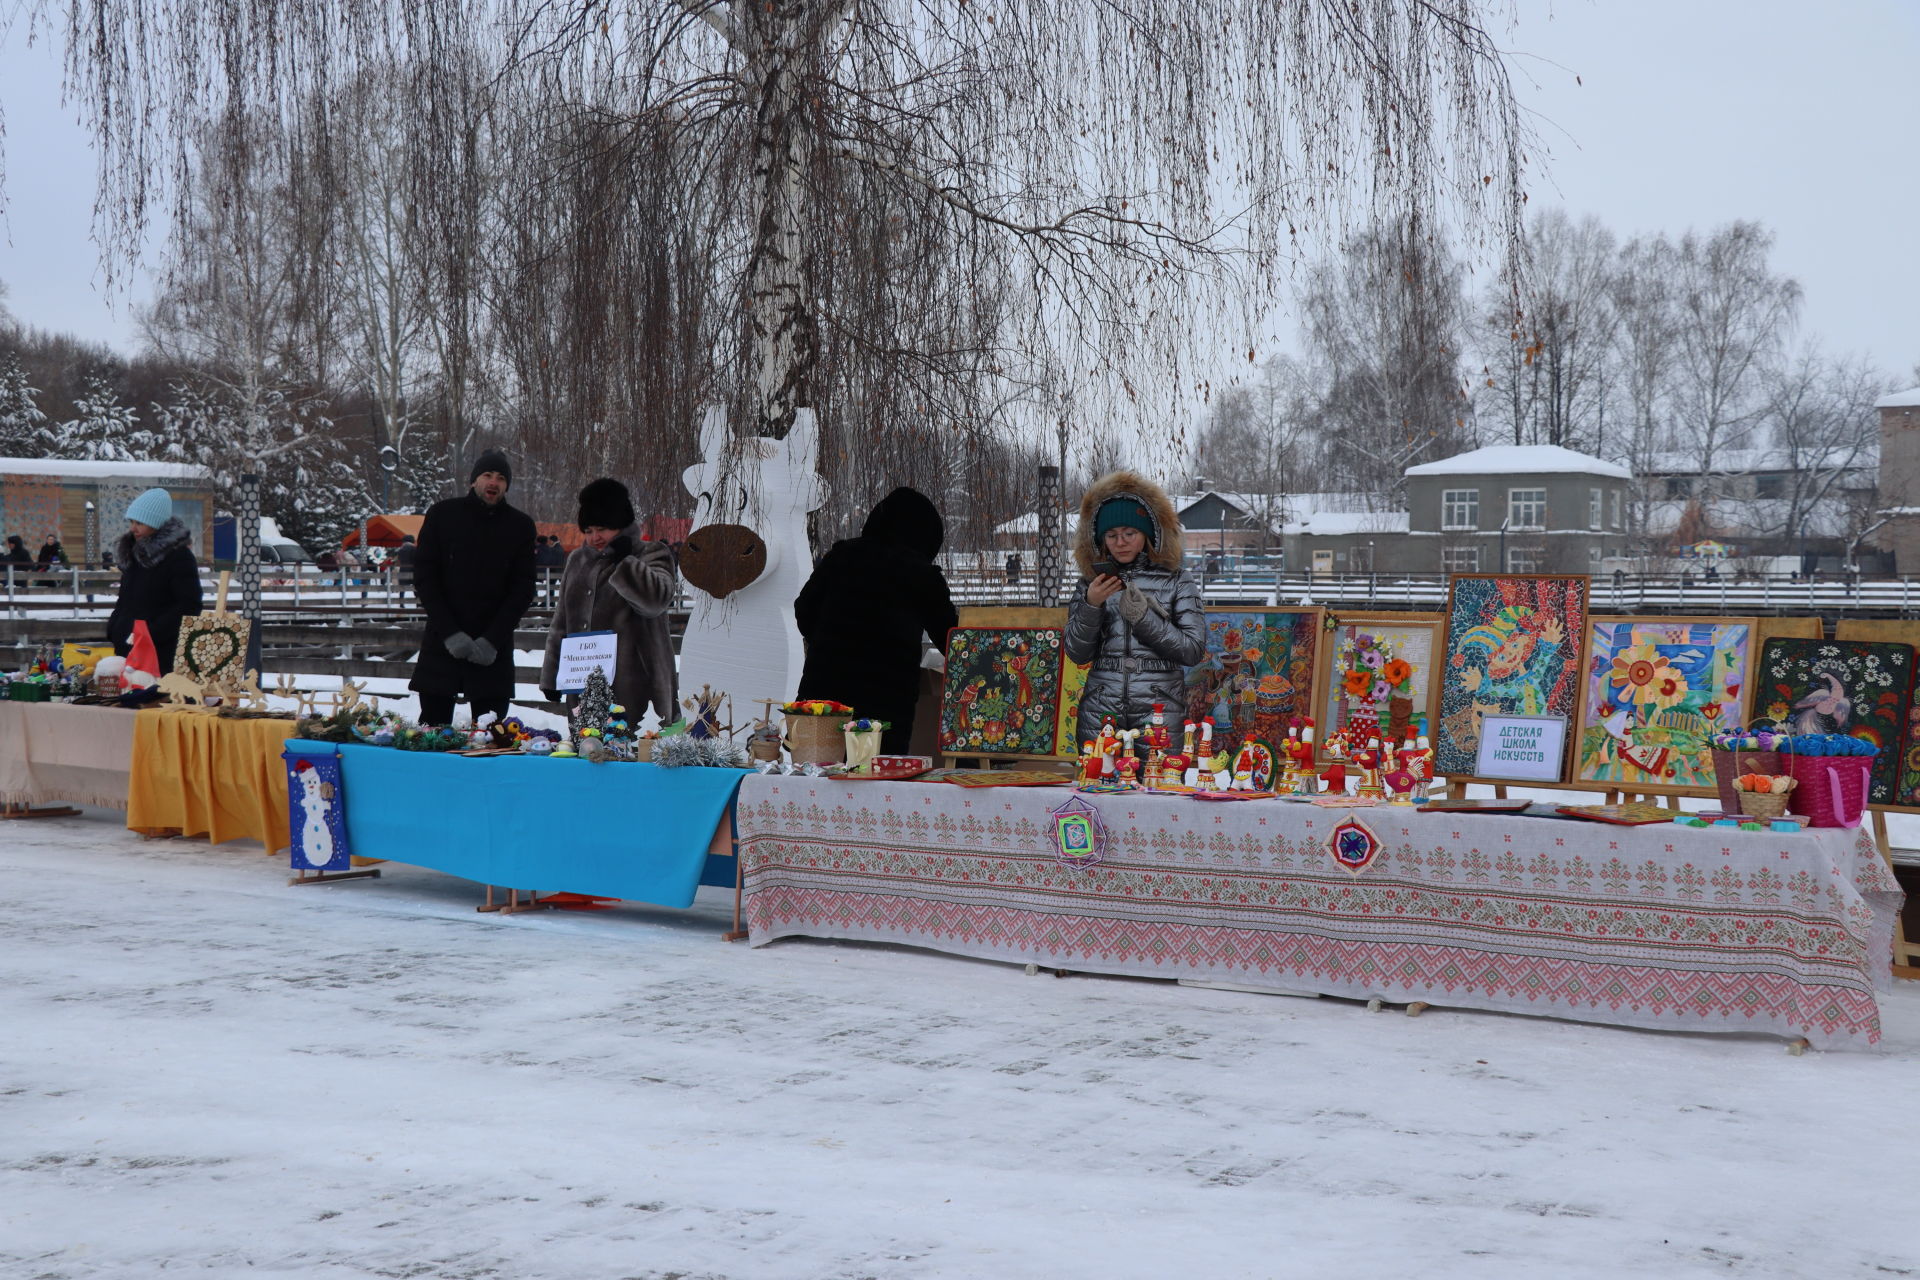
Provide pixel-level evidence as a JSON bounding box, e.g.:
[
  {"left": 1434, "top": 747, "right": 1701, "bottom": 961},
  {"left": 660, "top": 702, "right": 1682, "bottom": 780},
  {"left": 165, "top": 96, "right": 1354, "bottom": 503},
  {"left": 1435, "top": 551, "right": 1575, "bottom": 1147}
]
[
  {"left": 1064, "top": 470, "right": 1206, "bottom": 748},
  {"left": 107, "top": 487, "right": 204, "bottom": 672},
  {"left": 539, "top": 478, "right": 679, "bottom": 722}
]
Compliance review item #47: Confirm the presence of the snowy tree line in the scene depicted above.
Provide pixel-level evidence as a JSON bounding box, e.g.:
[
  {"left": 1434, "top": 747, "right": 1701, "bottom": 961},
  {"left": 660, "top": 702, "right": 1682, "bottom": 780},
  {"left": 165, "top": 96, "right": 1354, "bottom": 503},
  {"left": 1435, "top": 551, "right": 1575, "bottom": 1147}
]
[{"left": 1191, "top": 211, "right": 1903, "bottom": 553}]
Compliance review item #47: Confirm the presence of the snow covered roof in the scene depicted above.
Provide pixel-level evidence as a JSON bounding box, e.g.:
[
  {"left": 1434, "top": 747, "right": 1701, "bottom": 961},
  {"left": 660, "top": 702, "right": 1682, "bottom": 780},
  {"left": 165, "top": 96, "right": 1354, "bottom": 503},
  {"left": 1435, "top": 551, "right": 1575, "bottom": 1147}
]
[
  {"left": 992, "top": 512, "right": 1079, "bottom": 536},
  {"left": 1281, "top": 511, "right": 1411, "bottom": 537},
  {"left": 0, "top": 456, "right": 212, "bottom": 481},
  {"left": 1875, "top": 387, "right": 1920, "bottom": 408},
  {"left": 1404, "top": 445, "right": 1631, "bottom": 481}
]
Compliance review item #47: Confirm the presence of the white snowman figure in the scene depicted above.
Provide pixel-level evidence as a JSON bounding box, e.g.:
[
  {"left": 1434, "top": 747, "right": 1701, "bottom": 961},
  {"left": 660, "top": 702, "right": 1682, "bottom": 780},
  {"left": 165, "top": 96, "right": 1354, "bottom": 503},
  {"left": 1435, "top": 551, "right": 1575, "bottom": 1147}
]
[{"left": 295, "top": 761, "right": 337, "bottom": 870}]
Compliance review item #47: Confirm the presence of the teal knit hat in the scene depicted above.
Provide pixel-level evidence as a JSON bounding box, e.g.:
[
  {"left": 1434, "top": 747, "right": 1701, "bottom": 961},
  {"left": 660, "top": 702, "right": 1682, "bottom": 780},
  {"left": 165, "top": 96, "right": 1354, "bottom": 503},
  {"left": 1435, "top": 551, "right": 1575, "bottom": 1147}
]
[
  {"left": 1094, "top": 495, "right": 1155, "bottom": 545},
  {"left": 125, "top": 487, "right": 173, "bottom": 528}
]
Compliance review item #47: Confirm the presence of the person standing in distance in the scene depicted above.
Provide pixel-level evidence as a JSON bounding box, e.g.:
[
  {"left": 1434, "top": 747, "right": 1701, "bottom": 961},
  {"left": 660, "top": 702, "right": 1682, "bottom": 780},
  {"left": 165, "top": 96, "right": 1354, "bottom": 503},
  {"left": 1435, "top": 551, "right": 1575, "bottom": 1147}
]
[
  {"left": 409, "top": 449, "right": 536, "bottom": 725},
  {"left": 107, "top": 487, "right": 204, "bottom": 672}
]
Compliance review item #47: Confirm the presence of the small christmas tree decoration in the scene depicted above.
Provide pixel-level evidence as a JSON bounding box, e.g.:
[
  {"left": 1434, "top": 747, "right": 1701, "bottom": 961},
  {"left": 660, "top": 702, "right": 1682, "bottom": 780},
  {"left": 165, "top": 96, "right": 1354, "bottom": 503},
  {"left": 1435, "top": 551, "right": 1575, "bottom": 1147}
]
[{"left": 573, "top": 666, "right": 614, "bottom": 748}]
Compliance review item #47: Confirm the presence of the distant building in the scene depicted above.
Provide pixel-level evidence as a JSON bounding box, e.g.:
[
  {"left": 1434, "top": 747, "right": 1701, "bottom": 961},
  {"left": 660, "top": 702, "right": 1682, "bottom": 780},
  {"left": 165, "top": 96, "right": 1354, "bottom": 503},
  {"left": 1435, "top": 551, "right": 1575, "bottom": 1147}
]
[
  {"left": 1173, "top": 492, "right": 1283, "bottom": 554},
  {"left": 0, "top": 457, "right": 216, "bottom": 559},
  {"left": 1636, "top": 444, "right": 1879, "bottom": 570},
  {"left": 1874, "top": 386, "right": 1920, "bottom": 570}
]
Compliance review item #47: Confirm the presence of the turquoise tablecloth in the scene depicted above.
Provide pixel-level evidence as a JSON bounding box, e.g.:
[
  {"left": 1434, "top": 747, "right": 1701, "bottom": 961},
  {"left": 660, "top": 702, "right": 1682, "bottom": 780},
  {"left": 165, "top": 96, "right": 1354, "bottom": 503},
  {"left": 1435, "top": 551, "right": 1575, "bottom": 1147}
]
[{"left": 284, "top": 740, "right": 749, "bottom": 907}]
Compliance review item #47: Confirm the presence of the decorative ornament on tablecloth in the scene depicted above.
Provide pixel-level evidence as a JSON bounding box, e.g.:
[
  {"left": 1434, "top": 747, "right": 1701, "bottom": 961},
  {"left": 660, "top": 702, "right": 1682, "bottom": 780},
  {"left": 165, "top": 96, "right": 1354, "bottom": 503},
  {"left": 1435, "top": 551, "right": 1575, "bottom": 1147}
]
[
  {"left": 1048, "top": 793, "right": 1107, "bottom": 868},
  {"left": 1323, "top": 812, "right": 1382, "bottom": 876}
]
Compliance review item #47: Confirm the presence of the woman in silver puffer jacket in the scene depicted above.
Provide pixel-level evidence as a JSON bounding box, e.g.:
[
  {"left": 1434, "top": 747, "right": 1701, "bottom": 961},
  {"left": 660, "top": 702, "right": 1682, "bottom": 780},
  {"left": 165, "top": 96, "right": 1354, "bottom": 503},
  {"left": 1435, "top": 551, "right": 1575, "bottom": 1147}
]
[{"left": 1064, "top": 470, "right": 1207, "bottom": 748}]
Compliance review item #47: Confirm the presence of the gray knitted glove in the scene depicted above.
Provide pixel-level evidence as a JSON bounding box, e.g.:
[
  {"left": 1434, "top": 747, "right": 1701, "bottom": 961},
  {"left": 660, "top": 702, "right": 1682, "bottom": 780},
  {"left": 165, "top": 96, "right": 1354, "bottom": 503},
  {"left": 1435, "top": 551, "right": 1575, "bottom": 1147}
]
[
  {"left": 1116, "top": 583, "right": 1151, "bottom": 625},
  {"left": 443, "top": 631, "right": 476, "bottom": 660},
  {"left": 468, "top": 636, "right": 498, "bottom": 666}
]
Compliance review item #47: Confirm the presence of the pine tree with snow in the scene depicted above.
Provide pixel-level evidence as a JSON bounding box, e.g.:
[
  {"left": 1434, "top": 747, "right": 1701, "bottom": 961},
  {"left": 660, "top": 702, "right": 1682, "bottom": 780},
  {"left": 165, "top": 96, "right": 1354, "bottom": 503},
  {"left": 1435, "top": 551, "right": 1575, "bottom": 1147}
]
[
  {"left": 38, "top": 377, "right": 146, "bottom": 462},
  {"left": 0, "top": 353, "right": 49, "bottom": 457}
]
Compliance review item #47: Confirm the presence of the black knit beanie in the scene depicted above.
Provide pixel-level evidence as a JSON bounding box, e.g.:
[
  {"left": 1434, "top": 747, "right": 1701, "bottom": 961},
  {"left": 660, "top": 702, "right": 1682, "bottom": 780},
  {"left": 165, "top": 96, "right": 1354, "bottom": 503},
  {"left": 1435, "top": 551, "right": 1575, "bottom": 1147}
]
[
  {"left": 576, "top": 478, "right": 636, "bottom": 531},
  {"left": 470, "top": 449, "right": 513, "bottom": 487}
]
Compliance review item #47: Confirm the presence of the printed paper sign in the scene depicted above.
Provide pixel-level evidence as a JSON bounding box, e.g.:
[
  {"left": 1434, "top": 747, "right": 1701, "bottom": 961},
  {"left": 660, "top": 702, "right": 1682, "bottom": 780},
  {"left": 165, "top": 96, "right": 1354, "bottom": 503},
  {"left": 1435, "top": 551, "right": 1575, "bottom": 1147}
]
[
  {"left": 555, "top": 630, "right": 618, "bottom": 694},
  {"left": 1474, "top": 714, "right": 1568, "bottom": 782}
]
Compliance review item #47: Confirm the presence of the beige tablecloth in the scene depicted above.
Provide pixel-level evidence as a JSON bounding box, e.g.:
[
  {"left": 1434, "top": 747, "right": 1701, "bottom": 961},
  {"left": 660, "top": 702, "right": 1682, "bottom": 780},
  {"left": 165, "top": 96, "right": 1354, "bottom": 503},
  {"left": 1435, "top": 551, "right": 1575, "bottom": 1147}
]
[{"left": 0, "top": 701, "right": 139, "bottom": 810}]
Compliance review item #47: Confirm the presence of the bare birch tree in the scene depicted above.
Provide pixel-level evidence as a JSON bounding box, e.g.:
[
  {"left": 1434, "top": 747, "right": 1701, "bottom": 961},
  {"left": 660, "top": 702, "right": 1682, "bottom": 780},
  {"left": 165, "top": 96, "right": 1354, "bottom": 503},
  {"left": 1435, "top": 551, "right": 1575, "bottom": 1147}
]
[{"left": 22, "top": 0, "right": 1531, "bottom": 477}]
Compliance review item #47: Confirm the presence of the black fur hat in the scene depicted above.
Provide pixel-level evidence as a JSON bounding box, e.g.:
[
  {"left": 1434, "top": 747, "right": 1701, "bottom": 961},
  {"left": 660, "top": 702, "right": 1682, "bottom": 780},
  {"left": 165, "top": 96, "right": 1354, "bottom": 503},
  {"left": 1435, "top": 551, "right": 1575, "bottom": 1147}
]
[
  {"left": 469, "top": 448, "right": 512, "bottom": 487},
  {"left": 577, "top": 478, "right": 636, "bottom": 531}
]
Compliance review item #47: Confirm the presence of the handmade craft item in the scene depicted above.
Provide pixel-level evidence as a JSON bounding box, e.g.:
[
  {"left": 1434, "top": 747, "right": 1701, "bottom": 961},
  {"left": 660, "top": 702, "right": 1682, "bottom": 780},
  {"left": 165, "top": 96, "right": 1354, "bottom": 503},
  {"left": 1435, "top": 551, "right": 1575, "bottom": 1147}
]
[
  {"left": 1574, "top": 618, "right": 1756, "bottom": 794},
  {"left": 1755, "top": 637, "right": 1913, "bottom": 806},
  {"left": 172, "top": 571, "right": 255, "bottom": 703},
  {"left": 1324, "top": 617, "right": 1440, "bottom": 748},
  {"left": 1049, "top": 794, "right": 1107, "bottom": 868},
  {"left": 784, "top": 698, "right": 854, "bottom": 764},
  {"left": 844, "top": 718, "right": 887, "bottom": 772},
  {"left": 1436, "top": 574, "right": 1588, "bottom": 778},
  {"left": 1553, "top": 802, "right": 1680, "bottom": 826},
  {"left": 940, "top": 627, "right": 1068, "bottom": 756},
  {"left": 284, "top": 753, "right": 351, "bottom": 873}
]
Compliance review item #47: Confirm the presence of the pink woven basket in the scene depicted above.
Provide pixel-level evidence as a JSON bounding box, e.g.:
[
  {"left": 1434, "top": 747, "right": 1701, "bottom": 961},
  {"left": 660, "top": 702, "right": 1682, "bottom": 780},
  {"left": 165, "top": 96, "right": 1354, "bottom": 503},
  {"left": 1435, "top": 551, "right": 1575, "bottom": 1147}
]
[{"left": 1785, "top": 753, "right": 1872, "bottom": 829}]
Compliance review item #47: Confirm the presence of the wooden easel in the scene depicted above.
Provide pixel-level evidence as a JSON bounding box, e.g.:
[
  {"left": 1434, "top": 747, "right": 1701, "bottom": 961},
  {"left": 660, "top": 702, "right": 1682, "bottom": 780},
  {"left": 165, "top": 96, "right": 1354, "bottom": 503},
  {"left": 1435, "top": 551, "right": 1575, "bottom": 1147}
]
[
  {"left": 1869, "top": 809, "right": 1920, "bottom": 979},
  {"left": 1, "top": 800, "right": 81, "bottom": 820},
  {"left": 288, "top": 865, "right": 381, "bottom": 887}
]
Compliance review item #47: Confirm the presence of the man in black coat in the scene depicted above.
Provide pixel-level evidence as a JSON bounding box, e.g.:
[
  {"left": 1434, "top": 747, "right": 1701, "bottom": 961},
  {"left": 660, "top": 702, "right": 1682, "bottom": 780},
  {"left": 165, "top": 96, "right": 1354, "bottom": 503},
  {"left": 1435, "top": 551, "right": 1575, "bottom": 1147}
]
[
  {"left": 107, "top": 488, "right": 204, "bottom": 672},
  {"left": 408, "top": 450, "right": 537, "bottom": 725},
  {"left": 795, "top": 487, "right": 958, "bottom": 755}
]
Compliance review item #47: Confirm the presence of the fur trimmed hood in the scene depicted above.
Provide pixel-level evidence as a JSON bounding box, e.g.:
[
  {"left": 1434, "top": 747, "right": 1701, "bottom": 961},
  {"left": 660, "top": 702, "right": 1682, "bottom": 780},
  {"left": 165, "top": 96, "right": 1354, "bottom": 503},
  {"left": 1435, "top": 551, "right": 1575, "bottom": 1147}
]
[
  {"left": 1073, "top": 470, "right": 1183, "bottom": 577},
  {"left": 114, "top": 516, "right": 193, "bottom": 571}
]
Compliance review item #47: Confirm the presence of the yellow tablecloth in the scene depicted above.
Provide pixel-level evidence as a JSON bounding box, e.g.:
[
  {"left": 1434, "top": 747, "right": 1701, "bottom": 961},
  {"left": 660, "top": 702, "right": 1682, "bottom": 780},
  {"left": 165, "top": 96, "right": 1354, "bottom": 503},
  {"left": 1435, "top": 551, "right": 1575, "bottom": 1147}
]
[{"left": 128, "top": 711, "right": 298, "bottom": 850}]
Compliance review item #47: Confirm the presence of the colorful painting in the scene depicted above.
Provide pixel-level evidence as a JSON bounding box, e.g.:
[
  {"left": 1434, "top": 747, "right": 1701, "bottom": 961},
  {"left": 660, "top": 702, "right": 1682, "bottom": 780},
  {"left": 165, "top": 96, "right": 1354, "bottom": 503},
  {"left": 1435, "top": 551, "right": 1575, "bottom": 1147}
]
[
  {"left": 939, "top": 628, "right": 1067, "bottom": 756},
  {"left": 1323, "top": 617, "right": 1440, "bottom": 748},
  {"left": 1573, "top": 618, "right": 1756, "bottom": 793},
  {"left": 1755, "top": 638, "right": 1915, "bottom": 804},
  {"left": 1436, "top": 575, "right": 1589, "bottom": 778},
  {"left": 1182, "top": 610, "right": 1321, "bottom": 762},
  {"left": 1055, "top": 657, "right": 1092, "bottom": 754},
  {"left": 285, "top": 751, "right": 351, "bottom": 873},
  {"left": 1833, "top": 620, "right": 1920, "bottom": 813}
]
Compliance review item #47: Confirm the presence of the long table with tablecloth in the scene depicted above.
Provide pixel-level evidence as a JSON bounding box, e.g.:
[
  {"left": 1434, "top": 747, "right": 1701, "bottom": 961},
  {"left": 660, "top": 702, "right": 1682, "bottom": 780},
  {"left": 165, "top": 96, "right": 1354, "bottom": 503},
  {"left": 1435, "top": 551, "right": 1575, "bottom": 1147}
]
[
  {"left": 128, "top": 711, "right": 299, "bottom": 850},
  {"left": 735, "top": 777, "right": 1905, "bottom": 1048},
  {"left": 0, "top": 701, "right": 139, "bottom": 811},
  {"left": 286, "top": 740, "right": 749, "bottom": 907}
]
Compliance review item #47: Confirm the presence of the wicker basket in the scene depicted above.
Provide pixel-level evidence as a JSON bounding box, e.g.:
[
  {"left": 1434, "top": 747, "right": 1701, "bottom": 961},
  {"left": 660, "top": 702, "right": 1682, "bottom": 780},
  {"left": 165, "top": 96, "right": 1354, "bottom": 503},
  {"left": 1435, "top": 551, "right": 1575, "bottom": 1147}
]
[
  {"left": 747, "top": 738, "right": 782, "bottom": 763},
  {"left": 1736, "top": 788, "right": 1791, "bottom": 819},
  {"left": 786, "top": 715, "right": 849, "bottom": 765}
]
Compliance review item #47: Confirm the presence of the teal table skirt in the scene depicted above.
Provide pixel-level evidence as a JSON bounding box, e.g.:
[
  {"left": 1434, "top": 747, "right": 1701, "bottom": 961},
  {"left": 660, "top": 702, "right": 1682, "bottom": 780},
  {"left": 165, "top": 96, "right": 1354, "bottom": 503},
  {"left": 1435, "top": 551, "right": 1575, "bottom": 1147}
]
[{"left": 285, "top": 740, "right": 749, "bottom": 907}]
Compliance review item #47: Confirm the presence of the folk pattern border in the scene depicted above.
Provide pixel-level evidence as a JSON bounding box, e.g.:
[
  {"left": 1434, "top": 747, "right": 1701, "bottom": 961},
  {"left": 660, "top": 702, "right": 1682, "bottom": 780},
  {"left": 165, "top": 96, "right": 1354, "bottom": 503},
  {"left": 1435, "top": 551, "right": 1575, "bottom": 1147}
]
[{"left": 736, "top": 779, "right": 1899, "bottom": 1047}]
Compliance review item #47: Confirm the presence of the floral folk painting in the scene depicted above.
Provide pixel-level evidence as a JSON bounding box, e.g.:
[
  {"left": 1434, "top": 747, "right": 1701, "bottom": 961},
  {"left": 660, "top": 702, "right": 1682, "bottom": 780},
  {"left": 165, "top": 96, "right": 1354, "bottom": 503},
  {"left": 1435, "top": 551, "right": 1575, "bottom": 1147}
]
[
  {"left": 1573, "top": 618, "right": 1756, "bottom": 793},
  {"left": 939, "top": 628, "right": 1068, "bottom": 756},
  {"left": 1755, "top": 638, "right": 1915, "bottom": 804},
  {"left": 1323, "top": 617, "right": 1440, "bottom": 748},
  {"left": 1182, "top": 610, "right": 1321, "bottom": 761},
  {"left": 1436, "top": 575, "right": 1589, "bottom": 778}
]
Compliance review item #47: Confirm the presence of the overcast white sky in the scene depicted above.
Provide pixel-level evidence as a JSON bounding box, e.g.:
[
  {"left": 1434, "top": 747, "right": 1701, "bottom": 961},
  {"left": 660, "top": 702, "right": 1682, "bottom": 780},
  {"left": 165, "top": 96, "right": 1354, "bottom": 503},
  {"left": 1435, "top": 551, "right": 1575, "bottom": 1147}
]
[{"left": 0, "top": 0, "right": 1916, "bottom": 379}]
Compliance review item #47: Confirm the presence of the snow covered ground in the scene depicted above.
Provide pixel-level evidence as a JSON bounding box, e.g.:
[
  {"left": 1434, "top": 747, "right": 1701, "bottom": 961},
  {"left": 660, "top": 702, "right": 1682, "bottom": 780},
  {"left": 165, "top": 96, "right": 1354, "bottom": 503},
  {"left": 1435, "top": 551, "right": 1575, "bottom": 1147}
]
[{"left": 4, "top": 812, "right": 1918, "bottom": 1279}]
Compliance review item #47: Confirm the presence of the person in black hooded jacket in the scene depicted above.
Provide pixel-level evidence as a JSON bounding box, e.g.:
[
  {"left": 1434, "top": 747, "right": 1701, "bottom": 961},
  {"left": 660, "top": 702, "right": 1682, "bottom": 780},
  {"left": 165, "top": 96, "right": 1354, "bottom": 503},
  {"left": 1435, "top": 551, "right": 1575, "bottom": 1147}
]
[
  {"left": 107, "top": 487, "right": 203, "bottom": 672},
  {"left": 795, "top": 487, "right": 958, "bottom": 755}
]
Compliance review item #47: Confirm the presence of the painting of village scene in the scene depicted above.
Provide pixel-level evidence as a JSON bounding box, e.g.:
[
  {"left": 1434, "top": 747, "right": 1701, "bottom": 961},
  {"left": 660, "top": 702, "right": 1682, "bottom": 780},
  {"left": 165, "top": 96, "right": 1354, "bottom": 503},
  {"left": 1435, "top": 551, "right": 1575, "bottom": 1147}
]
[
  {"left": 1755, "top": 637, "right": 1916, "bottom": 804},
  {"left": 1436, "top": 575, "right": 1589, "bottom": 777},
  {"left": 939, "top": 627, "right": 1068, "bottom": 756},
  {"left": 1574, "top": 619, "right": 1755, "bottom": 792},
  {"left": 1182, "top": 610, "right": 1321, "bottom": 760}
]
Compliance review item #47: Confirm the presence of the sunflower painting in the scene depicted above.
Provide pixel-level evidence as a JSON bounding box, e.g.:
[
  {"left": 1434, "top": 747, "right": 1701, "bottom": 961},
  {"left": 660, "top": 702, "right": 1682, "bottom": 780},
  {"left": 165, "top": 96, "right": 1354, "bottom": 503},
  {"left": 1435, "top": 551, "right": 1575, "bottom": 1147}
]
[{"left": 1574, "top": 618, "right": 1756, "bottom": 792}]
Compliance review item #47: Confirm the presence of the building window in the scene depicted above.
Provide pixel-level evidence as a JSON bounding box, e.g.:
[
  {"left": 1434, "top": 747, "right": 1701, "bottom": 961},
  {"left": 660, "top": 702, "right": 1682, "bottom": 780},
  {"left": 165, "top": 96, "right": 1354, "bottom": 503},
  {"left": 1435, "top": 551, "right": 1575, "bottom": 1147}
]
[
  {"left": 1441, "top": 488, "right": 1479, "bottom": 531},
  {"left": 1756, "top": 473, "right": 1785, "bottom": 499},
  {"left": 1508, "top": 488, "right": 1546, "bottom": 531},
  {"left": 1609, "top": 489, "right": 1622, "bottom": 529},
  {"left": 1441, "top": 544, "right": 1480, "bottom": 573},
  {"left": 1589, "top": 487, "right": 1603, "bottom": 531},
  {"left": 1589, "top": 546, "right": 1604, "bottom": 566},
  {"left": 1665, "top": 476, "right": 1692, "bottom": 499},
  {"left": 1506, "top": 545, "right": 1542, "bottom": 573}
]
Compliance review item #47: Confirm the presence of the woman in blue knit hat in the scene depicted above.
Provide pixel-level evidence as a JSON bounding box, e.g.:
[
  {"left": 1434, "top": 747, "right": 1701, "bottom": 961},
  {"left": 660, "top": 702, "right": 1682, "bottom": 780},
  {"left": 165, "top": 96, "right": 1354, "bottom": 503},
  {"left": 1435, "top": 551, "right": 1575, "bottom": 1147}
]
[{"left": 108, "top": 487, "right": 203, "bottom": 672}]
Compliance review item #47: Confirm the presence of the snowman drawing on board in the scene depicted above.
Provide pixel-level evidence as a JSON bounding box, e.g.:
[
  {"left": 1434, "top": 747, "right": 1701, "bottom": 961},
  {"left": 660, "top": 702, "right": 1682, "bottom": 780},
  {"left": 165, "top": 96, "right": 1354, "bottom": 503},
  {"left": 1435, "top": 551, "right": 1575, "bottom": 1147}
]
[{"left": 292, "top": 759, "right": 344, "bottom": 871}]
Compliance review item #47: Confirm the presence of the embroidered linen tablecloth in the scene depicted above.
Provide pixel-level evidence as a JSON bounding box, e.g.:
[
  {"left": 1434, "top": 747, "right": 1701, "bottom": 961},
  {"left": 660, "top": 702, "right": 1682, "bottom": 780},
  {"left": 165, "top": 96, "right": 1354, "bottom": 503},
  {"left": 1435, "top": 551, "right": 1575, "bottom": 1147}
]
[{"left": 736, "top": 779, "right": 1903, "bottom": 1048}]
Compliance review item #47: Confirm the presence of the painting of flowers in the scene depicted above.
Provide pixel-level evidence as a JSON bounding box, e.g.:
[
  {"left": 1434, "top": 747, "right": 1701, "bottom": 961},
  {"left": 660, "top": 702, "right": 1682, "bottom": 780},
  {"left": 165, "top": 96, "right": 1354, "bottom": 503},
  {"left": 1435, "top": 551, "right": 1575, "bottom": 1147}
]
[
  {"left": 1755, "top": 637, "right": 1915, "bottom": 803},
  {"left": 939, "top": 628, "right": 1067, "bottom": 756},
  {"left": 1322, "top": 617, "right": 1440, "bottom": 749},
  {"left": 1436, "top": 575, "right": 1588, "bottom": 777},
  {"left": 1574, "top": 618, "right": 1756, "bottom": 792},
  {"left": 1183, "top": 610, "right": 1322, "bottom": 761}
]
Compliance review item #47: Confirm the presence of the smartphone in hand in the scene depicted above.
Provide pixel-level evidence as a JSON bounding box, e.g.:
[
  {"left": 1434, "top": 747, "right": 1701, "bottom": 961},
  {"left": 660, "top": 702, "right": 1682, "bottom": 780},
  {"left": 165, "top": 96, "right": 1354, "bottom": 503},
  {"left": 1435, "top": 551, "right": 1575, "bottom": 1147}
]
[{"left": 1091, "top": 559, "right": 1123, "bottom": 578}]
